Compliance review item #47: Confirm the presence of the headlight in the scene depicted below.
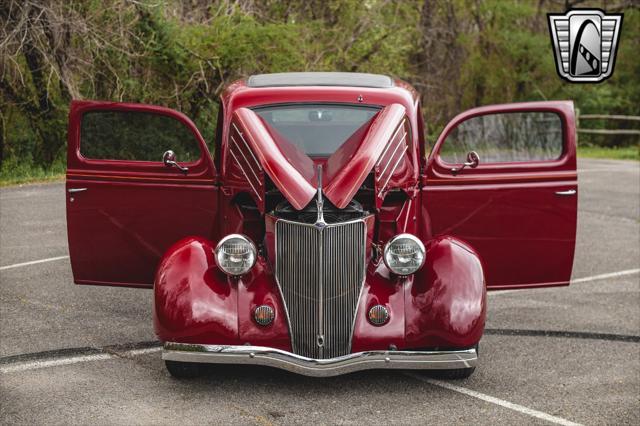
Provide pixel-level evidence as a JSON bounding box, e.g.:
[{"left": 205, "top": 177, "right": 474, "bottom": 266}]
[
  {"left": 214, "top": 234, "right": 257, "bottom": 276},
  {"left": 383, "top": 234, "right": 425, "bottom": 276}
]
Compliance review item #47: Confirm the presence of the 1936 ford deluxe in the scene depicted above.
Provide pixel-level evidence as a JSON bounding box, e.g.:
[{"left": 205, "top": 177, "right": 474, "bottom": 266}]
[{"left": 66, "top": 72, "right": 577, "bottom": 379}]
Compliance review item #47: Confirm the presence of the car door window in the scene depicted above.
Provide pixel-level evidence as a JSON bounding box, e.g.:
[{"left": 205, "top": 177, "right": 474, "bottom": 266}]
[
  {"left": 439, "top": 112, "right": 563, "bottom": 164},
  {"left": 81, "top": 111, "right": 202, "bottom": 162}
]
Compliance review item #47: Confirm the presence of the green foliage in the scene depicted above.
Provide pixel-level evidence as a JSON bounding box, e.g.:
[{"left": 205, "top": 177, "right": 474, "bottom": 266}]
[
  {"left": 0, "top": 157, "right": 66, "bottom": 187},
  {"left": 1, "top": 0, "right": 638, "bottom": 185},
  {"left": 578, "top": 145, "right": 639, "bottom": 161}
]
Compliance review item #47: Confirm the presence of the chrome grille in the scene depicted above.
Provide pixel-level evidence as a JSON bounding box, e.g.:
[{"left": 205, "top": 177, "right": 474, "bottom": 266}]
[{"left": 275, "top": 219, "right": 367, "bottom": 359}]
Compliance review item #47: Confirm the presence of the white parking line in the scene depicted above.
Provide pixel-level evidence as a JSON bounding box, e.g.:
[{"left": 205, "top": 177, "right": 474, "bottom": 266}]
[
  {"left": 571, "top": 268, "right": 640, "bottom": 284},
  {"left": 490, "top": 268, "right": 640, "bottom": 296},
  {"left": 0, "top": 347, "right": 162, "bottom": 374},
  {"left": 407, "top": 374, "right": 582, "bottom": 426},
  {"left": 1, "top": 353, "right": 113, "bottom": 374},
  {"left": 0, "top": 255, "right": 69, "bottom": 271}
]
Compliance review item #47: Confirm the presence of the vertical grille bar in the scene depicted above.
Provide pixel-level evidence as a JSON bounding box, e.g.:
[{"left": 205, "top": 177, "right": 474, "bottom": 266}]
[{"left": 275, "top": 219, "right": 367, "bottom": 359}]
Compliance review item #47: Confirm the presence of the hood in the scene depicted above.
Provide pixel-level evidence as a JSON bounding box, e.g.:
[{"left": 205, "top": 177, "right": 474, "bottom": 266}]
[
  {"left": 231, "top": 108, "right": 316, "bottom": 211},
  {"left": 322, "top": 103, "right": 407, "bottom": 208},
  {"left": 229, "top": 103, "right": 410, "bottom": 212}
]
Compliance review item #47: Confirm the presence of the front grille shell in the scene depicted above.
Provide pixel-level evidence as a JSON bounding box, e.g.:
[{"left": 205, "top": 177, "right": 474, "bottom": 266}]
[{"left": 275, "top": 218, "right": 369, "bottom": 359}]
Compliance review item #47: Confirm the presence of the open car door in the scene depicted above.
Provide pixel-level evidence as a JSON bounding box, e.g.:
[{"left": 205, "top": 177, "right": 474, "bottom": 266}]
[
  {"left": 66, "top": 101, "right": 218, "bottom": 288},
  {"left": 422, "top": 101, "right": 577, "bottom": 290}
]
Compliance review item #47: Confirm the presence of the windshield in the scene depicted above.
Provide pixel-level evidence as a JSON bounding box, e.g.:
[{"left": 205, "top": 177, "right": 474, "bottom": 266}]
[{"left": 252, "top": 104, "right": 380, "bottom": 156}]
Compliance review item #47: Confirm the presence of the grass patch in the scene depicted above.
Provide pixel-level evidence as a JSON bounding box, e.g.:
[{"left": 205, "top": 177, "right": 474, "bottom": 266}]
[
  {"left": 578, "top": 145, "right": 639, "bottom": 161},
  {"left": 0, "top": 160, "right": 65, "bottom": 187}
]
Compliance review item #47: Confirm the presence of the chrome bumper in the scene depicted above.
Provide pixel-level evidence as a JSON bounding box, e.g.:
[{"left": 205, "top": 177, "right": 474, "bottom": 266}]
[{"left": 163, "top": 342, "right": 477, "bottom": 377}]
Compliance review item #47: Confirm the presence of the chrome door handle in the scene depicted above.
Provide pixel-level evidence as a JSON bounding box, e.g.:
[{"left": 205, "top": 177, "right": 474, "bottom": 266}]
[
  {"left": 68, "top": 188, "right": 88, "bottom": 193},
  {"left": 555, "top": 189, "right": 576, "bottom": 196},
  {"left": 162, "top": 150, "right": 189, "bottom": 174},
  {"left": 451, "top": 151, "right": 480, "bottom": 175}
]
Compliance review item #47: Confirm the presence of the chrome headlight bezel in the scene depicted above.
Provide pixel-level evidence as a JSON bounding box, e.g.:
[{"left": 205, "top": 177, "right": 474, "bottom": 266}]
[
  {"left": 383, "top": 233, "right": 426, "bottom": 276},
  {"left": 214, "top": 234, "right": 257, "bottom": 276}
]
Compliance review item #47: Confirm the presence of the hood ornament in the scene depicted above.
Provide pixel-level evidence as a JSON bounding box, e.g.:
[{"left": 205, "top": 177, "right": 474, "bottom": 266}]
[{"left": 315, "top": 165, "right": 326, "bottom": 228}]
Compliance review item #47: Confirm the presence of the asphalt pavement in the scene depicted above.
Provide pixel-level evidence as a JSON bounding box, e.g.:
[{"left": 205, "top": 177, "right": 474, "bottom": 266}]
[{"left": 0, "top": 158, "right": 638, "bottom": 425}]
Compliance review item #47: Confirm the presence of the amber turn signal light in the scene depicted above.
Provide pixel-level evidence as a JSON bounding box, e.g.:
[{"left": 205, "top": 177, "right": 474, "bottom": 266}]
[
  {"left": 254, "top": 305, "right": 275, "bottom": 326},
  {"left": 368, "top": 305, "right": 389, "bottom": 326}
]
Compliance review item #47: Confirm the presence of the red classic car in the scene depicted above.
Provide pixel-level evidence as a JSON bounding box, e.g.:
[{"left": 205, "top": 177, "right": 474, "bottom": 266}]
[{"left": 66, "top": 72, "right": 577, "bottom": 379}]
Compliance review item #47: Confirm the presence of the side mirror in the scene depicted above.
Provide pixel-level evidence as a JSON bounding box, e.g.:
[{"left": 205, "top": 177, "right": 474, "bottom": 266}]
[
  {"left": 163, "top": 150, "right": 189, "bottom": 174},
  {"left": 451, "top": 151, "right": 480, "bottom": 175}
]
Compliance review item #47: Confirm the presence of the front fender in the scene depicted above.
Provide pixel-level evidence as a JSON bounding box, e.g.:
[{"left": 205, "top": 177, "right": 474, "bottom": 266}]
[
  {"left": 153, "top": 237, "right": 290, "bottom": 349},
  {"left": 404, "top": 236, "right": 486, "bottom": 349},
  {"left": 153, "top": 237, "right": 239, "bottom": 344}
]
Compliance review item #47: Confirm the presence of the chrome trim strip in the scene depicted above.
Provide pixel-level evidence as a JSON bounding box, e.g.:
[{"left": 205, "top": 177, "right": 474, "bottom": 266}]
[
  {"left": 347, "top": 264, "right": 368, "bottom": 353},
  {"left": 375, "top": 122, "right": 404, "bottom": 168},
  {"left": 230, "top": 135, "right": 261, "bottom": 183},
  {"left": 378, "top": 145, "right": 408, "bottom": 197},
  {"left": 270, "top": 225, "right": 295, "bottom": 356},
  {"left": 315, "top": 165, "right": 325, "bottom": 226},
  {"left": 318, "top": 221, "right": 324, "bottom": 352},
  {"left": 377, "top": 131, "right": 407, "bottom": 181},
  {"left": 163, "top": 343, "right": 478, "bottom": 377},
  {"left": 402, "top": 199, "right": 412, "bottom": 232},
  {"left": 232, "top": 122, "right": 262, "bottom": 171},
  {"left": 228, "top": 149, "right": 262, "bottom": 201}
]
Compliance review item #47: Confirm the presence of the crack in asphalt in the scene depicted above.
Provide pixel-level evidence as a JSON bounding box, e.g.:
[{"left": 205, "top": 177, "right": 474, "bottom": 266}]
[
  {"left": 2, "top": 329, "right": 638, "bottom": 369},
  {"left": 485, "top": 328, "right": 640, "bottom": 342},
  {"left": 0, "top": 340, "right": 161, "bottom": 366}
]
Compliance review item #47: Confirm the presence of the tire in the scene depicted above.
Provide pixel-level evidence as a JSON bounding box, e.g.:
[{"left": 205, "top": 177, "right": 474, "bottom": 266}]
[
  {"left": 425, "top": 344, "right": 478, "bottom": 380},
  {"left": 164, "top": 360, "right": 203, "bottom": 379},
  {"left": 428, "top": 366, "right": 476, "bottom": 380}
]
